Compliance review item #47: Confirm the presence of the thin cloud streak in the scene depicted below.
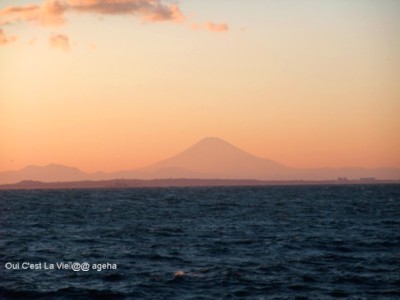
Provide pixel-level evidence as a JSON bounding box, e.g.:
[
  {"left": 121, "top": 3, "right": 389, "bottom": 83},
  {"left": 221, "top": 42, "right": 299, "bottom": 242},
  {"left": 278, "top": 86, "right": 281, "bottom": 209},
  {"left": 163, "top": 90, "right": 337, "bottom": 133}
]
[
  {"left": 192, "top": 22, "right": 229, "bottom": 33},
  {"left": 28, "top": 37, "right": 37, "bottom": 46},
  {"left": 0, "top": 1, "right": 66, "bottom": 26},
  {"left": 0, "top": 28, "right": 16, "bottom": 45},
  {"left": 206, "top": 22, "right": 228, "bottom": 33},
  {"left": 49, "top": 32, "right": 70, "bottom": 51}
]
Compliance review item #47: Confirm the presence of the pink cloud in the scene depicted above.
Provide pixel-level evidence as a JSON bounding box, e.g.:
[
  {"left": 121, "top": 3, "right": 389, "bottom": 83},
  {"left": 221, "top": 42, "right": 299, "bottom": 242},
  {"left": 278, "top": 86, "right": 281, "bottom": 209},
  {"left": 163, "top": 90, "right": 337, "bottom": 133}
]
[
  {"left": 0, "top": 1, "right": 66, "bottom": 26},
  {"left": 49, "top": 32, "right": 70, "bottom": 51},
  {"left": 0, "top": 0, "right": 183, "bottom": 27},
  {"left": 191, "top": 22, "right": 229, "bottom": 33},
  {"left": 0, "top": 4, "right": 40, "bottom": 26},
  {"left": 206, "top": 22, "right": 228, "bottom": 33},
  {"left": 41, "top": 0, "right": 67, "bottom": 25},
  {"left": 0, "top": 28, "right": 16, "bottom": 45},
  {"left": 0, "top": 0, "right": 229, "bottom": 48},
  {"left": 28, "top": 37, "right": 38, "bottom": 46},
  {"left": 65, "top": 0, "right": 184, "bottom": 22}
]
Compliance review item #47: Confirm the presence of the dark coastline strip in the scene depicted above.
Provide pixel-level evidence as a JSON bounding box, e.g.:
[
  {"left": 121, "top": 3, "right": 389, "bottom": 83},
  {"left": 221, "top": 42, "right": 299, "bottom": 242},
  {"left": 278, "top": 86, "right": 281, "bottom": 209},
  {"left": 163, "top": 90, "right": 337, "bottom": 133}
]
[{"left": 0, "top": 178, "right": 399, "bottom": 190}]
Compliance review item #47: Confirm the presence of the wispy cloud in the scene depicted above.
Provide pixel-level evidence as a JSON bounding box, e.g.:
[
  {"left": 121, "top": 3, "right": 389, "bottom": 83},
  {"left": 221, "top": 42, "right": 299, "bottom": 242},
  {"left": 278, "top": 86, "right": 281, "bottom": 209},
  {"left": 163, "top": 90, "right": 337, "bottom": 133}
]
[
  {"left": 0, "top": 28, "right": 16, "bottom": 45},
  {"left": 49, "top": 32, "right": 69, "bottom": 51},
  {"left": 28, "top": 37, "right": 38, "bottom": 46},
  {"left": 205, "top": 22, "right": 228, "bottom": 33},
  {"left": 65, "top": 0, "right": 184, "bottom": 22},
  {"left": 0, "top": 0, "right": 228, "bottom": 48},
  {"left": 0, "top": 0, "right": 183, "bottom": 27},
  {"left": 0, "top": 1, "right": 66, "bottom": 26},
  {"left": 192, "top": 22, "right": 229, "bottom": 33}
]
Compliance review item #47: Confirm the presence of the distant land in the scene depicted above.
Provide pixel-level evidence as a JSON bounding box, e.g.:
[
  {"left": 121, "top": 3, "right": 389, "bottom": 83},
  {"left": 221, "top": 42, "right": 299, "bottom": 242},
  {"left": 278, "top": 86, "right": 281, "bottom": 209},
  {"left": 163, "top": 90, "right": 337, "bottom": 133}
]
[
  {"left": 1, "top": 137, "right": 400, "bottom": 186},
  {"left": 0, "top": 178, "right": 399, "bottom": 190}
]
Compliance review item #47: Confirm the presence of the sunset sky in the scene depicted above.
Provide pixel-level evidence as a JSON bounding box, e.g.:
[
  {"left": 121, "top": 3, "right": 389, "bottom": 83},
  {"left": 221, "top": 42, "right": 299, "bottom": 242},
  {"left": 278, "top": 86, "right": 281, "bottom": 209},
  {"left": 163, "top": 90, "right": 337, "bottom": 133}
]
[{"left": 1, "top": 0, "right": 399, "bottom": 173}]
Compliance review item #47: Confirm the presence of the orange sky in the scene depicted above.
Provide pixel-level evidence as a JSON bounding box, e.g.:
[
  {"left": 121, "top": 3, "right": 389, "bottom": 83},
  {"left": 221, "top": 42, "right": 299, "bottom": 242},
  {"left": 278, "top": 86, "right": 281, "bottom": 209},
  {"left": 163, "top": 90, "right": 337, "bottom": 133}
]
[{"left": 1, "top": 0, "right": 399, "bottom": 172}]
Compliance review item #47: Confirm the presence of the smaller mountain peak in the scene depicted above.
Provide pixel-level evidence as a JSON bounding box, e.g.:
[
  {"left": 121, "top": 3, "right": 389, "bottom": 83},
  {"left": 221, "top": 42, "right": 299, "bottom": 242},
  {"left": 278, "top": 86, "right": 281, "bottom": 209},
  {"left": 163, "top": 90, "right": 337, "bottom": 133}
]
[
  {"left": 42, "top": 163, "right": 75, "bottom": 170},
  {"left": 21, "top": 164, "right": 81, "bottom": 172},
  {"left": 46, "top": 163, "right": 65, "bottom": 168}
]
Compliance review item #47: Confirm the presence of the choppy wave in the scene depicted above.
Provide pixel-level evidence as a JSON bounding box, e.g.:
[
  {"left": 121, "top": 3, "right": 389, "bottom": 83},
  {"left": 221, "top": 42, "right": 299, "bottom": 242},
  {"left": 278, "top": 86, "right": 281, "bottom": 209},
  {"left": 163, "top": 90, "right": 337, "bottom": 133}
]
[{"left": 1, "top": 185, "right": 399, "bottom": 299}]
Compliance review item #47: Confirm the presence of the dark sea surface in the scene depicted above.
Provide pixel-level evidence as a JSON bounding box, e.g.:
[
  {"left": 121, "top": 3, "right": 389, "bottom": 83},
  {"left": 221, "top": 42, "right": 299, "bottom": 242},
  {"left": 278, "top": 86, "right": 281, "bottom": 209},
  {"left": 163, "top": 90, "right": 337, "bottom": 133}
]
[{"left": 0, "top": 185, "right": 399, "bottom": 299}]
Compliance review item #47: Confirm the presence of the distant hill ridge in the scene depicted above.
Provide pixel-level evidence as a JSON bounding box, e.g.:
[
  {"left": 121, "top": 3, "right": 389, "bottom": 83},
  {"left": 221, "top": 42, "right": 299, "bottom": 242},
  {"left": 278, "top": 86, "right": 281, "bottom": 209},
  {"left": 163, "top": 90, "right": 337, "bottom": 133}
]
[{"left": 1, "top": 137, "right": 399, "bottom": 184}]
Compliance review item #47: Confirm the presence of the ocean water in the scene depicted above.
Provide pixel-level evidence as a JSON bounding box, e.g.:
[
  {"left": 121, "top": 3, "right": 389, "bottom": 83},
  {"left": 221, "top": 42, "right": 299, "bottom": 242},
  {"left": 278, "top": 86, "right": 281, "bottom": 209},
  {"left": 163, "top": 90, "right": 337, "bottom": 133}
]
[{"left": 0, "top": 185, "right": 399, "bottom": 299}]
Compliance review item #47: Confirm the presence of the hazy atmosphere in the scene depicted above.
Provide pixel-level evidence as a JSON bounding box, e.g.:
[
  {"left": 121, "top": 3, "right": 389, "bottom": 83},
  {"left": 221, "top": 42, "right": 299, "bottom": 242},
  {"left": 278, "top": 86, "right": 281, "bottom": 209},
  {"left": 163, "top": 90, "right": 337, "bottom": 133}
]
[
  {"left": 1, "top": 2, "right": 400, "bottom": 299},
  {"left": 1, "top": 0, "right": 400, "bottom": 173}
]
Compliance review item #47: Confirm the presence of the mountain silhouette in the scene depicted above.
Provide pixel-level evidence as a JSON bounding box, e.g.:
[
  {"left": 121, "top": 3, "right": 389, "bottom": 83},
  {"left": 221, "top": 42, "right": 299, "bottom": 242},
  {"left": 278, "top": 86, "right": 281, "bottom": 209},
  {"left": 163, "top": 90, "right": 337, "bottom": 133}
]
[
  {"left": 1, "top": 137, "right": 399, "bottom": 184},
  {"left": 0, "top": 164, "right": 89, "bottom": 184},
  {"left": 143, "top": 137, "right": 290, "bottom": 179}
]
